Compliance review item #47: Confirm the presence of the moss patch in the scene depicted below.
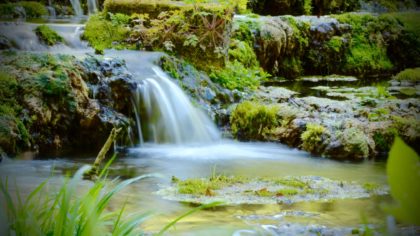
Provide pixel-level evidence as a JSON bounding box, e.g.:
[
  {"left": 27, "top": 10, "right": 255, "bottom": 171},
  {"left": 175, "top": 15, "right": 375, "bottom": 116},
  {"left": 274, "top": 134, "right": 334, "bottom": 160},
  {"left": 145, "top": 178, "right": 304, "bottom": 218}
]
[
  {"left": 0, "top": 1, "right": 48, "bottom": 18},
  {"left": 83, "top": 13, "right": 130, "bottom": 53},
  {"left": 394, "top": 68, "right": 420, "bottom": 81},
  {"left": 230, "top": 101, "right": 279, "bottom": 140},
  {"left": 34, "top": 25, "right": 64, "bottom": 46}
]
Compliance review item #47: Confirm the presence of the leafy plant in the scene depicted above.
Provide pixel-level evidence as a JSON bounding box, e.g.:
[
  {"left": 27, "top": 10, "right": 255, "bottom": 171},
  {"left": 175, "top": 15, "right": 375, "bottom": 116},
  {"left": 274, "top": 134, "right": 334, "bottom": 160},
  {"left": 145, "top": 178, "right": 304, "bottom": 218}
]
[
  {"left": 385, "top": 137, "right": 420, "bottom": 225},
  {"left": 210, "top": 60, "right": 268, "bottom": 91}
]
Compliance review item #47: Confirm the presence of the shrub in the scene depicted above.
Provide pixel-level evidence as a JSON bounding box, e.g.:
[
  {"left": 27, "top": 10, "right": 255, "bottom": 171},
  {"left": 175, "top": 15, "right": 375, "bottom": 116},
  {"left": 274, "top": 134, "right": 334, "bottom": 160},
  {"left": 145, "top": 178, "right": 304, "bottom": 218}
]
[
  {"left": 394, "top": 68, "right": 420, "bottom": 81},
  {"left": 230, "top": 101, "right": 278, "bottom": 140},
  {"left": 301, "top": 123, "right": 330, "bottom": 155},
  {"left": 34, "top": 25, "right": 64, "bottom": 46}
]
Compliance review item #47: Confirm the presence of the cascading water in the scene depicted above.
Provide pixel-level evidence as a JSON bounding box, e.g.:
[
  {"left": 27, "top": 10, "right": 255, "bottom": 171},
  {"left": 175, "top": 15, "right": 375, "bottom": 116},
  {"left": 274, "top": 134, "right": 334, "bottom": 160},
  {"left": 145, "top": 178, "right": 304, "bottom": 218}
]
[
  {"left": 87, "top": 0, "right": 99, "bottom": 14},
  {"left": 132, "top": 66, "right": 220, "bottom": 145},
  {"left": 0, "top": 22, "right": 90, "bottom": 51},
  {"left": 70, "top": 0, "right": 83, "bottom": 16}
]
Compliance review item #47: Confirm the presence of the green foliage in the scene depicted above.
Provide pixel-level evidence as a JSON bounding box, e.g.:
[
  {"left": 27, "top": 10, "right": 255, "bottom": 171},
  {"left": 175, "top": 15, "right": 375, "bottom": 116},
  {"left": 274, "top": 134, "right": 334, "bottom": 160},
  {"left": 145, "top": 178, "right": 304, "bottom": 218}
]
[
  {"left": 394, "top": 68, "right": 420, "bottom": 81},
  {"left": 177, "top": 174, "right": 248, "bottom": 196},
  {"left": 385, "top": 137, "right": 420, "bottom": 225},
  {"left": 210, "top": 61, "right": 268, "bottom": 91},
  {"left": 34, "top": 25, "right": 64, "bottom": 46},
  {"left": 368, "top": 107, "right": 390, "bottom": 121},
  {"left": 335, "top": 13, "right": 399, "bottom": 75},
  {"left": 326, "top": 36, "right": 344, "bottom": 53},
  {"left": 83, "top": 13, "right": 129, "bottom": 52},
  {"left": 301, "top": 123, "right": 330, "bottom": 154},
  {"left": 0, "top": 162, "right": 155, "bottom": 236},
  {"left": 228, "top": 39, "right": 258, "bottom": 68},
  {"left": 303, "top": 0, "right": 312, "bottom": 15},
  {"left": 230, "top": 101, "right": 278, "bottom": 140},
  {"left": 0, "top": 1, "right": 48, "bottom": 18}
]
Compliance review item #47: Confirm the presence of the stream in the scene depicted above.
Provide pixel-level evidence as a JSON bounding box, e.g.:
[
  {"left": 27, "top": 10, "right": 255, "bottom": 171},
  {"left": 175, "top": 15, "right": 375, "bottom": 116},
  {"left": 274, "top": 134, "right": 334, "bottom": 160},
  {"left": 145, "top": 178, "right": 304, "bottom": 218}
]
[{"left": 0, "top": 19, "right": 412, "bottom": 235}]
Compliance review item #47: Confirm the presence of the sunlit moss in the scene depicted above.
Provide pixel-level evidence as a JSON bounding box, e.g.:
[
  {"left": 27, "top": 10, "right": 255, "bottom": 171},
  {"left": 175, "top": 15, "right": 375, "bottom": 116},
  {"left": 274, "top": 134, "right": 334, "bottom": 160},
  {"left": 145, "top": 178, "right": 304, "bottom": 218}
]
[
  {"left": 230, "top": 101, "right": 279, "bottom": 140},
  {"left": 34, "top": 25, "right": 64, "bottom": 46},
  {"left": 274, "top": 177, "right": 308, "bottom": 189},
  {"left": 83, "top": 13, "right": 130, "bottom": 53},
  {"left": 301, "top": 123, "right": 330, "bottom": 155}
]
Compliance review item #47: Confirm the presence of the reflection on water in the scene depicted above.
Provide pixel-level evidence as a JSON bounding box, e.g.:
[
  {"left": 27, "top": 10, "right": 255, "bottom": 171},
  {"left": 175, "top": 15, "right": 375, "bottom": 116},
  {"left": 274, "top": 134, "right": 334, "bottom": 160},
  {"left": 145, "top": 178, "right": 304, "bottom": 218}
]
[{"left": 0, "top": 141, "right": 390, "bottom": 235}]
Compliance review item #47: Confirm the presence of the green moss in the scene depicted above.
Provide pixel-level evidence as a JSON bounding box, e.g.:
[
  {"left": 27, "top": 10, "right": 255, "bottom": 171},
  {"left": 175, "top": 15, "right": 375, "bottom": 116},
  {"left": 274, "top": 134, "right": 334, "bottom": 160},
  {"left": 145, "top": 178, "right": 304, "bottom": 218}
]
[
  {"left": 176, "top": 174, "right": 248, "bottom": 196},
  {"left": 0, "top": 1, "right": 48, "bottom": 18},
  {"left": 228, "top": 39, "right": 258, "bottom": 68},
  {"left": 210, "top": 61, "right": 268, "bottom": 91},
  {"left": 34, "top": 25, "right": 64, "bottom": 46},
  {"left": 230, "top": 101, "right": 279, "bottom": 140},
  {"left": 83, "top": 13, "right": 130, "bottom": 52},
  {"left": 336, "top": 127, "right": 369, "bottom": 159},
  {"left": 335, "top": 13, "right": 400, "bottom": 75},
  {"left": 276, "top": 188, "right": 299, "bottom": 196},
  {"left": 326, "top": 36, "right": 344, "bottom": 53},
  {"left": 362, "top": 182, "right": 380, "bottom": 193},
  {"left": 368, "top": 107, "right": 390, "bottom": 121},
  {"left": 373, "top": 128, "right": 396, "bottom": 152},
  {"left": 274, "top": 177, "right": 308, "bottom": 189},
  {"left": 301, "top": 123, "right": 330, "bottom": 155},
  {"left": 394, "top": 68, "right": 420, "bottom": 81}
]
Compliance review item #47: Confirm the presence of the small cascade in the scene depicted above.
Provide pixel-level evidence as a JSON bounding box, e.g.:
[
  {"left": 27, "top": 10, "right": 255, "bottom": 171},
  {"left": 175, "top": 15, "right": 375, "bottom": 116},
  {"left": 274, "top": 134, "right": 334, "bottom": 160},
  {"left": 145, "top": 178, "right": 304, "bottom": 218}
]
[
  {"left": 87, "top": 0, "right": 99, "bottom": 14},
  {"left": 132, "top": 66, "right": 220, "bottom": 145},
  {"left": 47, "top": 0, "right": 56, "bottom": 18},
  {"left": 70, "top": 0, "right": 83, "bottom": 16},
  {"left": 0, "top": 22, "right": 90, "bottom": 51},
  {"left": 46, "top": 6, "right": 56, "bottom": 18}
]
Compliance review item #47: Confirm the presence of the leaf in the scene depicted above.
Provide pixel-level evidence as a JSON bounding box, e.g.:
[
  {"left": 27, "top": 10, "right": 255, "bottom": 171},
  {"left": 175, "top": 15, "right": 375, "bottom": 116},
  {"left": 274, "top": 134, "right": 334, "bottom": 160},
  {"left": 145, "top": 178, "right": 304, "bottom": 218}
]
[{"left": 385, "top": 137, "right": 420, "bottom": 225}]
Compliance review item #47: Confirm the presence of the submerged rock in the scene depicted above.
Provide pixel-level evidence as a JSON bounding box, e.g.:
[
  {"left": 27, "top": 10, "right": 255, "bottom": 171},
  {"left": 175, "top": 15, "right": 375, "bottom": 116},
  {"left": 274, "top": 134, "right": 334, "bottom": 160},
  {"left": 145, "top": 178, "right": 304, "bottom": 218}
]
[{"left": 156, "top": 175, "right": 388, "bottom": 205}]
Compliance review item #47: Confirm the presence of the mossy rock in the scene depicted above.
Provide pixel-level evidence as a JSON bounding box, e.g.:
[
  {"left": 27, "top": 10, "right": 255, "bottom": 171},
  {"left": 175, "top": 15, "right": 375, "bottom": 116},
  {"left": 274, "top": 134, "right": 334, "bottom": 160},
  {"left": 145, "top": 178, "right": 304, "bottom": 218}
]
[
  {"left": 393, "top": 68, "right": 420, "bottom": 82},
  {"left": 230, "top": 101, "right": 279, "bottom": 140},
  {"left": 34, "top": 25, "right": 64, "bottom": 46},
  {"left": 301, "top": 123, "right": 330, "bottom": 155}
]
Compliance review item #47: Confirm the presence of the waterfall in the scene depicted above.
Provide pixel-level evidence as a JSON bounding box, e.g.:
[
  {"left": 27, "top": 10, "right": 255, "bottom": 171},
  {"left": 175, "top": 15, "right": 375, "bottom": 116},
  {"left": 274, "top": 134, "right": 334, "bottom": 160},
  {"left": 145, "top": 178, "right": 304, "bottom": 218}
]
[
  {"left": 87, "top": 0, "right": 99, "bottom": 14},
  {"left": 70, "top": 0, "right": 83, "bottom": 16},
  {"left": 46, "top": 6, "right": 56, "bottom": 18},
  {"left": 132, "top": 66, "right": 220, "bottom": 145}
]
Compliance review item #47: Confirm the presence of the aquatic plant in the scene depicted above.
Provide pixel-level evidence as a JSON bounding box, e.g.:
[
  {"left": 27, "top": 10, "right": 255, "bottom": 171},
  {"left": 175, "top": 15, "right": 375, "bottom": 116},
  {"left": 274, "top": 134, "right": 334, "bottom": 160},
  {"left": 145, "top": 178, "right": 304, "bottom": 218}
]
[
  {"left": 34, "top": 25, "right": 64, "bottom": 46},
  {"left": 230, "top": 101, "right": 278, "bottom": 140},
  {"left": 0, "top": 161, "right": 153, "bottom": 236}
]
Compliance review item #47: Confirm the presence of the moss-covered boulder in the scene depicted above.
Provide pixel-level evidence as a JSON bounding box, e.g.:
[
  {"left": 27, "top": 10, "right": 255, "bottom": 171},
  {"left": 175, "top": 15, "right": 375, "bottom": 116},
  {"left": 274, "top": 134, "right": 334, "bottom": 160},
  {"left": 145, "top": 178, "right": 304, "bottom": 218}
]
[
  {"left": 34, "top": 25, "right": 64, "bottom": 46},
  {"left": 0, "top": 51, "right": 137, "bottom": 156}
]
